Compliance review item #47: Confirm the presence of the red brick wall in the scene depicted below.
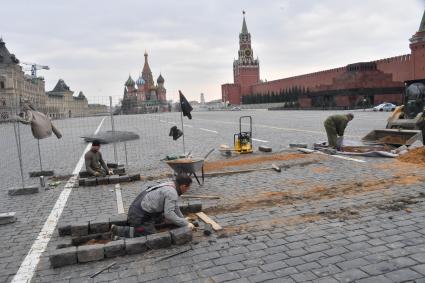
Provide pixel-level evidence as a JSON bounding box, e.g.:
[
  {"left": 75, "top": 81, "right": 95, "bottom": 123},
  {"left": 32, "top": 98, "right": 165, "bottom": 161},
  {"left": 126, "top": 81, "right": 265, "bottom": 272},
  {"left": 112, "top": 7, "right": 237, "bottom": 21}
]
[
  {"left": 374, "top": 55, "right": 412, "bottom": 82},
  {"left": 235, "top": 67, "right": 259, "bottom": 96},
  {"left": 222, "top": 83, "right": 241, "bottom": 105}
]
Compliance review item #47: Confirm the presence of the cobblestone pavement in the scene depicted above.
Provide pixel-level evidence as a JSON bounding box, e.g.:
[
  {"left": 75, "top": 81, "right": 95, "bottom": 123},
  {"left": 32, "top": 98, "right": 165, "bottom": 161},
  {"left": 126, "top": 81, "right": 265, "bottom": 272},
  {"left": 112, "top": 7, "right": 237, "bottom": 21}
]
[{"left": 1, "top": 110, "right": 425, "bottom": 283}]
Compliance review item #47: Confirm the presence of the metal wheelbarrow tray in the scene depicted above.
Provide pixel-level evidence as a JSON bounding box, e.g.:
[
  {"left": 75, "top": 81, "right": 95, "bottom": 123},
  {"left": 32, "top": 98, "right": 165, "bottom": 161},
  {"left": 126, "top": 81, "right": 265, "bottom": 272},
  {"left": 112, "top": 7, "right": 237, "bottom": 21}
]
[{"left": 165, "top": 158, "right": 205, "bottom": 185}]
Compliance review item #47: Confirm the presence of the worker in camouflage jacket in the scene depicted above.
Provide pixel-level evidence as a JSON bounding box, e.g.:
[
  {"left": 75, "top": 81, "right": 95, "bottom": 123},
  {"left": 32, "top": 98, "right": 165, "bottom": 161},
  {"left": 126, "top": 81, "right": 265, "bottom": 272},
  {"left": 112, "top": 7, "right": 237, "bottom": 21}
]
[{"left": 324, "top": 113, "right": 354, "bottom": 149}]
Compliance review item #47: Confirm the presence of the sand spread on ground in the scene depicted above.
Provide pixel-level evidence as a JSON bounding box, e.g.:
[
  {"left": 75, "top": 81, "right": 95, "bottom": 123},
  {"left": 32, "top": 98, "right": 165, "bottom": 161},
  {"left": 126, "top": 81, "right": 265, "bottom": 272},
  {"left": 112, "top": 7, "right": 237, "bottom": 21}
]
[
  {"left": 203, "top": 174, "right": 422, "bottom": 215},
  {"left": 397, "top": 146, "right": 425, "bottom": 166},
  {"left": 204, "top": 153, "right": 307, "bottom": 172},
  {"left": 84, "top": 239, "right": 111, "bottom": 245}
]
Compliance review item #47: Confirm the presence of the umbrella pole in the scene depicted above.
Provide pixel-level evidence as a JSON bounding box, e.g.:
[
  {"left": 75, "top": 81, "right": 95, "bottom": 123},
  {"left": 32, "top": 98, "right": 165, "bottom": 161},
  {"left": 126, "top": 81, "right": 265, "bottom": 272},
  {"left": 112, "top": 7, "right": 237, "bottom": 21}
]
[{"left": 180, "top": 110, "right": 185, "bottom": 155}]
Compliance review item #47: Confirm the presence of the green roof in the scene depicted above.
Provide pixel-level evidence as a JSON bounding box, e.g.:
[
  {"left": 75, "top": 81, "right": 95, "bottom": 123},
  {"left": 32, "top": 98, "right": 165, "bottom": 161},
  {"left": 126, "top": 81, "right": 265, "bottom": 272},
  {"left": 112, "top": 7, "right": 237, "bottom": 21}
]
[{"left": 419, "top": 9, "right": 425, "bottom": 32}]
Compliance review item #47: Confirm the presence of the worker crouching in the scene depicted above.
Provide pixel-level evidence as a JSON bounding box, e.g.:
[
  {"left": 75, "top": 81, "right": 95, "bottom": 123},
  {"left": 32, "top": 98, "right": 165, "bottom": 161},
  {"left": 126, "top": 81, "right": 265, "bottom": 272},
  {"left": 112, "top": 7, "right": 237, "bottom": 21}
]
[
  {"left": 324, "top": 113, "right": 354, "bottom": 150},
  {"left": 111, "top": 173, "right": 195, "bottom": 238}
]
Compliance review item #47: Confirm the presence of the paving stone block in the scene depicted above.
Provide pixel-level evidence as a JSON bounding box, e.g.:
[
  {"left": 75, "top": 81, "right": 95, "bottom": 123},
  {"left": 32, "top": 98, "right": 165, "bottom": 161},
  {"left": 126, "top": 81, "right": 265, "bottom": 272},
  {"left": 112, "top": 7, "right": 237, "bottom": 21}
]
[
  {"left": 104, "top": 239, "right": 125, "bottom": 258},
  {"left": 29, "top": 170, "right": 54, "bottom": 177},
  {"left": 96, "top": 176, "right": 109, "bottom": 185},
  {"left": 49, "top": 246, "right": 77, "bottom": 268},
  {"left": 109, "top": 214, "right": 128, "bottom": 226},
  {"left": 119, "top": 175, "right": 130, "bottom": 183},
  {"left": 125, "top": 236, "right": 148, "bottom": 255},
  {"left": 8, "top": 186, "right": 39, "bottom": 196},
  {"left": 71, "top": 222, "right": 89, "bottom": 237},
  {"left": 107, "top": 163, "right": 120, "bottom": 168},
  {"left": 258, "top": 146, "right": 272, "bottom": 152},
  {"left": 89, "top": 219, "right": 110, "bottom": 234},
  {"left": 170, "top": 226, "right": 192, "bottom": 245},
  {"left": 146, "top": 232, "right": 172, "bottom": 249},
  {"left": 84, "top": 178, "right": 97, "bottom": 187},
  {"left": 0, "top": 212, "right": 16, "bottom": 225},
  {"left": 113, "top": 167, "right": 126, "bottom": 175},
  {"left": 79, "top": 171, "right": 91, "bottom": 178},
  {"left": 77, "top": 244, "right": 105, "bottom": 263},
  {"left": 178, "top": 202, "right": 190, "bottom": 214},
  {"left": 109, "top": 175, "right": 120, "bottom": 184},
  {"left": 129, "top": 174, "right": 141, "bottom": 181},
  {"left": 188, "top": 201, "right": 202, "bottom": 213},
  {"left": 78, "top": 178, "right": 86, "bottom": 186},
  {"left": 58, "top": 223, "right": 72, "bottom": 236}
]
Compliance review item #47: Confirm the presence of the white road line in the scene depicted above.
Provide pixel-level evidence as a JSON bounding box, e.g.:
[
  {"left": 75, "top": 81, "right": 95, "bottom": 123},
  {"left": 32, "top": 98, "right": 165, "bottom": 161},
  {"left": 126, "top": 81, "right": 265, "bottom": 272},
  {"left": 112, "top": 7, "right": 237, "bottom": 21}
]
[
  {"left": 199, "top": 128, "right": 218, "bottom": 134},
  {"left": 167, "top": 122, "right": 176, "bottom": 125},
  {"left": 115, "top": 185, "right": 125, "bottom": 214},
  {"left": 184, "top": 125, "right": 193, "bottom": 128},
  {"left": 193, "top": 118, "right": 361, "bottom": 138},
  {"left": 159, "top": 120, "right": 167, "bottom": 123},
  {"left": 252, "top": 138, "right": 269, "bottom": 143},
  {"left": 11, "top": 117, "right": 105, "bottom": 283}
]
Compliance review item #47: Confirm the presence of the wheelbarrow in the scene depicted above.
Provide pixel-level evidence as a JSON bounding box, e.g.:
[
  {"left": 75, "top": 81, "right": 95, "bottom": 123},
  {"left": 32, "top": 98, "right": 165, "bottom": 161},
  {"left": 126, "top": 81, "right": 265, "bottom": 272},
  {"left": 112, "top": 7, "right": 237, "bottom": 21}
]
[{"left": 165, "top": 158, "right": 205, "bottom": 185}]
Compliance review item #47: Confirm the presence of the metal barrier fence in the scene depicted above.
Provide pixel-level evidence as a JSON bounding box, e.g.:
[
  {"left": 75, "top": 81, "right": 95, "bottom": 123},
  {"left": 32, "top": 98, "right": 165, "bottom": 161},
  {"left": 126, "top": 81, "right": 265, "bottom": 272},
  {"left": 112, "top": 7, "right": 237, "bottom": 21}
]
[{"left": 0, "top": 94, "right": 188, "bottom": 190}]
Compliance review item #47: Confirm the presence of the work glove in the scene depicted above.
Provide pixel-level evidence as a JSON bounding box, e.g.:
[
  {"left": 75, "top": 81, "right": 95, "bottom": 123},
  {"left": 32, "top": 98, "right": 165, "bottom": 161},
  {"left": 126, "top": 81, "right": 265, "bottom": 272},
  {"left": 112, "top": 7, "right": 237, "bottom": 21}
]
[
  {"left": 108, "top": 170, "right": 114, "bottom": 175},
  {"left": 94, "top": 171, "right": 101, "bottom": 177},
  {"left": 188, "top": 223, "right": 196, "bottom": 231}
]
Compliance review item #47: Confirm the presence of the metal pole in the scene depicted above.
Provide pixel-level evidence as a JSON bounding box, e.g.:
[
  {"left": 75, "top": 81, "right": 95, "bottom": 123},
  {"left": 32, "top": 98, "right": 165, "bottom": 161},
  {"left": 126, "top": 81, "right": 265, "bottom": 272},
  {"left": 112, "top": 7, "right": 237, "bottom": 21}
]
[
  {"left": 37, "top": 139, "right": 43, "bottom": 171},
  {"left": 124, "top": 141, "right": 128, "bottom": 169},
  {"left": 180, "top": 110, "right": 185, "bottom": 155},
  {"left": 12, "top": 88, "right": 25, "bottom": 188},
  {"left": 109, "top": 96, "right": 118, "bottom": 164}
]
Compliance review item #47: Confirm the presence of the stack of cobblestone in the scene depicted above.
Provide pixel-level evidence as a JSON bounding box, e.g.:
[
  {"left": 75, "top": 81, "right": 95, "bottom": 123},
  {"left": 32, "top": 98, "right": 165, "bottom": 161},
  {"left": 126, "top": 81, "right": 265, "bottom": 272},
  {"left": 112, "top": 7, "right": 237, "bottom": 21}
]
[{"left": 50, "top": 201, "right": 202, "bottom": 268}]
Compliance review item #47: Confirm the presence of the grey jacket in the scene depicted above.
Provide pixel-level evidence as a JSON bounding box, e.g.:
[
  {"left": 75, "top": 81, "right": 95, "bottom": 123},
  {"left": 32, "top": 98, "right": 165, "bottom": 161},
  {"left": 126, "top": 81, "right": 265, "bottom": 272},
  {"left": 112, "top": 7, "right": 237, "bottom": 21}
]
[
  {"left": 141, "top": 182, "right": 188, "bottom": 227},
  {"left": 18, "top": 103, "right": 62, "bottom": 139}
]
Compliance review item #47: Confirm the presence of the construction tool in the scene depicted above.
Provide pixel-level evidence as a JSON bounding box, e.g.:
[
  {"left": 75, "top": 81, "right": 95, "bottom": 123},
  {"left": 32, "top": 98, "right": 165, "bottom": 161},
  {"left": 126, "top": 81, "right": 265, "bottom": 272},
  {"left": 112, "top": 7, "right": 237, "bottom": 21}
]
[
  {"left": 155, "top": 247, "right": 192, "bottom": 262},
  {"left": 90, "top": 262, "right": 117, "bottom": 278},
  {"left": 363, "top": 80, "right": 425, "bottom": 146},
  {"left": 233, "top": 116, "right": 253, "bottom": 154}
]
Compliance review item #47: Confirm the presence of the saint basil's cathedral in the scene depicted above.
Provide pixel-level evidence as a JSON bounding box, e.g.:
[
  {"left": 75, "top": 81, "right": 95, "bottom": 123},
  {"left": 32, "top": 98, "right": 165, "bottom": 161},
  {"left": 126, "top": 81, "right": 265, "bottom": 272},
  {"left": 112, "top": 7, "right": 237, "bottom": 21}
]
[{"left": 121, "top": 52, "right": 168, "bottom": 114}]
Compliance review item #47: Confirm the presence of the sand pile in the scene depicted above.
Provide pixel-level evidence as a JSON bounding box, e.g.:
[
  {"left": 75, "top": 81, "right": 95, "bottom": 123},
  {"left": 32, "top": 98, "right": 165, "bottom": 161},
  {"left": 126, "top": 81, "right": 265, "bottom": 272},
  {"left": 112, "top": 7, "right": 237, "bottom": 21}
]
[
  {"left": 397, "top": 146, "right": 425, "bottom": 166},
  {"left": 204, "top": 153, "right": 307, "bottom": 172},
  {"left": 377, "top": 135, "right": 408, "bottom": 145}
]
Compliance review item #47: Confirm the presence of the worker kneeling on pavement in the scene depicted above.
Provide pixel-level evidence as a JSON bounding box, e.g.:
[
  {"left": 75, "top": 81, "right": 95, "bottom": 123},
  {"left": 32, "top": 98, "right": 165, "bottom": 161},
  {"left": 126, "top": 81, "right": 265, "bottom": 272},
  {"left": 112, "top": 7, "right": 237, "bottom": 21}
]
[
  {"left": 111, "top": 173, "right": 195, "bottom": 238},
  {"left": 84, "top": 140, "right": 114, "bottom": 177},
  {"left": 324, "top": 113, "right": 354, "bottom": 149}
]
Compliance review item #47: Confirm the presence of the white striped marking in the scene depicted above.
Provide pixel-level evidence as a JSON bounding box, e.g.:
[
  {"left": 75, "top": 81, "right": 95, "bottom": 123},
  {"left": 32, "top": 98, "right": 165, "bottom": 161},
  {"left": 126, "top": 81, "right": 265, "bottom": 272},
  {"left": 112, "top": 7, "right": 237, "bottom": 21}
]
[
  {"left": 11, "top": 117, "right": 105, "bottom": 283},
  {"left": 185, "top": 125, "right": 193, "bottom": 128},
  {"left": 199, "top": 128, "right": 218, "bottom": 134},
  {"left": 252, "top": 138, "right": 269, "bottom": 143},
  {"left": 167, "top": 122, "right": 176, "bottom": 125},
  {"left": 115, "top": 184, "right": 125, "bottom": 214},
  {"left": 159, "top": 120, "right": 167, "bottom": 123}
]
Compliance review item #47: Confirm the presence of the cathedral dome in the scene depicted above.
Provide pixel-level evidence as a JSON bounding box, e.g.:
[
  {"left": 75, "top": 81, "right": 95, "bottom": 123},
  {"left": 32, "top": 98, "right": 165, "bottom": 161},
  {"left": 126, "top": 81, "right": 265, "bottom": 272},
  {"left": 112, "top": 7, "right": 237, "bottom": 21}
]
[
  {"left": 157, "top": 73, "right": 164, "bottom": 84},
  {"left": 136, "top": 76, "right": 145, "bottom": 86},
  {"left": 125, "top": 75, "right": 135, "bottom": 87}
]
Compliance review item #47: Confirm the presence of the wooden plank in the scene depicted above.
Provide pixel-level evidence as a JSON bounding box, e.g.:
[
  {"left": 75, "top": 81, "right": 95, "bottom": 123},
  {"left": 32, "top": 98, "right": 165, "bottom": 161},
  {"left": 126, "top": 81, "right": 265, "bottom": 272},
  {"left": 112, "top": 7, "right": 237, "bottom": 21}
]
[
  {"left": 181, "top": 195, "right": 221, "bottom": 199},
  {"left": 196, "top": 212, "right": 222, "bottom": 231}
]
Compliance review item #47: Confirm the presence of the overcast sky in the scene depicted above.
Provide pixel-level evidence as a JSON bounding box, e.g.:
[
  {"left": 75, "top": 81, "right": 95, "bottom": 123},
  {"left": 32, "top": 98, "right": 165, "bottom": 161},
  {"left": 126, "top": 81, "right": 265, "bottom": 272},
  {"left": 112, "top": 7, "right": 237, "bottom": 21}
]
[{"left": 1, "top": 0, "right": 424, "bottom": 103}]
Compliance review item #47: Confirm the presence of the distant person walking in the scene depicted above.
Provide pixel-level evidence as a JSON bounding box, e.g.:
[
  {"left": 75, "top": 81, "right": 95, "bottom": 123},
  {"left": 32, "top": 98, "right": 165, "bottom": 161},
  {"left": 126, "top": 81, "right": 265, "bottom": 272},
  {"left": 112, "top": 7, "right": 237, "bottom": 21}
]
[{"left": 324, "top": 113, "right": 354, "bottom": 149}]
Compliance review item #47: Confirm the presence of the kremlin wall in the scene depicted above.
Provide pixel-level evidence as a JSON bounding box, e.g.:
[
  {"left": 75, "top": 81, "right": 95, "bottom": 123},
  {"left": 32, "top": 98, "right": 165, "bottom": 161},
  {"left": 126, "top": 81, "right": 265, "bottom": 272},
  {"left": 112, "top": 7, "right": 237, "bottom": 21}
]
[{"left": 222, "top": 10, "right": 425, "bottom": 109}]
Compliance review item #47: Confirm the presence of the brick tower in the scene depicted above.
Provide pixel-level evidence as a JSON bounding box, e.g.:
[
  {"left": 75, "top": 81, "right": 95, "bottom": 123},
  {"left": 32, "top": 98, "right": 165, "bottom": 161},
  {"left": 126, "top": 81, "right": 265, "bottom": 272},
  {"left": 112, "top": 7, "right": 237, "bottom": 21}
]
[
  {"left": 233, "top": 11, "right": 260, "bottom": 97},
  {"left": 410, "top": 9, "right": 425, "bottom": 80}
]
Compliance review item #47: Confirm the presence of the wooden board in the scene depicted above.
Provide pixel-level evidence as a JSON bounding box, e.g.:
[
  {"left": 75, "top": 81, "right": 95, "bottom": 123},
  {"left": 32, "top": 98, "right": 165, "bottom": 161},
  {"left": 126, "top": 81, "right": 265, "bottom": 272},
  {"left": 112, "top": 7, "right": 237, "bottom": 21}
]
[{"left": 196, "top": 212, "right": 222, "bottom": 231}]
